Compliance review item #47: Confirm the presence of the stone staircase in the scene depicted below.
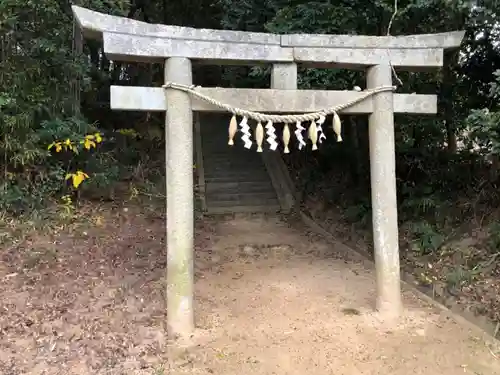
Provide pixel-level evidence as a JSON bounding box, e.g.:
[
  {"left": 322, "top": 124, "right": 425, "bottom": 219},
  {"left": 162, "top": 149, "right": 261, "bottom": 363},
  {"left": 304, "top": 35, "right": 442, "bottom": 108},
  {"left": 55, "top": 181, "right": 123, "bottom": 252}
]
[{"left": 195, "top": 113, "right": 294, "bottom": 215}]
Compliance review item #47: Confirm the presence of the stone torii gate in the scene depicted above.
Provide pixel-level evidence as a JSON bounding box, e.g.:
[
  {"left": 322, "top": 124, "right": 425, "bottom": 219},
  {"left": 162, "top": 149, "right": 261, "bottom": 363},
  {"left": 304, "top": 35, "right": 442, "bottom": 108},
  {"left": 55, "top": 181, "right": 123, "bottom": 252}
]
[{"left": 72, "top": 5, "right": 464, "bottom": 339}]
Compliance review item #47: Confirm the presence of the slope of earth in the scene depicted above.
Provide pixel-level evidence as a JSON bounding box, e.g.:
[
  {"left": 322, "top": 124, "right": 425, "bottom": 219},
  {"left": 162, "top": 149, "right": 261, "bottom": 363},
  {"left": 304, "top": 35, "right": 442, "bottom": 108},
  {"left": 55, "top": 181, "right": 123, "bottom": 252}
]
[
  {"left": 303, "top": 196, "right": 500, "bottom": 332},
  {"left": 1, "top": 203, "right": 499, "bottom": 374}
]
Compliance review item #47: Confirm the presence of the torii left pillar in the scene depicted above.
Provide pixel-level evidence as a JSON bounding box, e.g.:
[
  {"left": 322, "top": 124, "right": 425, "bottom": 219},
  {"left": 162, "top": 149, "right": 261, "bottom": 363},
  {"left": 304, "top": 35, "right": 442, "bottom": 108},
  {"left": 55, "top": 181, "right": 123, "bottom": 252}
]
[{"left": 164, "top": 57, "right": 195, "bottom": 339}]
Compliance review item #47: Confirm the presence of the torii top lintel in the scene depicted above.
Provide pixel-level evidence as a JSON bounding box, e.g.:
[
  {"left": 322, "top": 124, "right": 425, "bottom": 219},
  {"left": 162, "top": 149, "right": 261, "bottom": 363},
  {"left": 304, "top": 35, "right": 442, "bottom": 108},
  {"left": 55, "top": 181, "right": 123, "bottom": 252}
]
[{"left": 72, "top": 5, "right": 465, "bottom": 69}]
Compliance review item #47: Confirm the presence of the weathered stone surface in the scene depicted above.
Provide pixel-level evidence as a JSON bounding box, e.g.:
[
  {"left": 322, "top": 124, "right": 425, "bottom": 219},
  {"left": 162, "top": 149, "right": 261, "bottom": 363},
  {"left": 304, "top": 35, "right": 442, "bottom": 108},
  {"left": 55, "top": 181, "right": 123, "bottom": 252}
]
[
  {"left": 281, "top": 31, "right": 465, "bottom": 49},
  {"left": 293, "top": 47, "right": 444, "bottom": 68},
  {"left": 271, "top": 63, "right": 297, "bottom": 90},
  {"left": 74, "top": 6, "right": 464, "bottom": 68},
  {"left": 72, "top": 6, "right": 280, "bottom": 45},
  {"left": 110, "top": 86, "right": 437, "bottom": 114},
  {"left": 393, "top": 94, "right": 436, "bottom": 113},
  {"left": 367, "top": 64, "right": 402, "bottom": 316},
  {"left": 74, "top": 5, "right": 464, "bottom": 51},
  {"left": 104, "top": 31, "right": 444, "bottom": 68},
  {"left": 269, "top": 63, "right": 298, "bottom": 212},
  {"left": 103, "top": 32, "right": 293, "bottom": 63},
  {"left": 164, "top": 57, "right": 195, "bottom": 338}
]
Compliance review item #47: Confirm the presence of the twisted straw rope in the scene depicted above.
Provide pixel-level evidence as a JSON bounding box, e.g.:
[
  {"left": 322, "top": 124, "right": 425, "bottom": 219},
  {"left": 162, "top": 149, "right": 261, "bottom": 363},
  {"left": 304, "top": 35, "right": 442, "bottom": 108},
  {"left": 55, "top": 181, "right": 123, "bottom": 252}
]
[{"left": 162, "top": 82, "right": 396, "bottom": 123}]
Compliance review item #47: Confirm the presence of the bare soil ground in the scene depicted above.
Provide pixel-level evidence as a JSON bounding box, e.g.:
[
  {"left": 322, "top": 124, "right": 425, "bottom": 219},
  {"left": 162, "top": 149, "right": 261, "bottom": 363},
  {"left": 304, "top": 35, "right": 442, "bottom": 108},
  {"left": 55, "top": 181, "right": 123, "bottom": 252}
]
[
  {"left": 304, "top": 199, "right": 500, "bottom": 327},
  {"left": 1, "top": 203, "right": 499, "bottom": 374}
]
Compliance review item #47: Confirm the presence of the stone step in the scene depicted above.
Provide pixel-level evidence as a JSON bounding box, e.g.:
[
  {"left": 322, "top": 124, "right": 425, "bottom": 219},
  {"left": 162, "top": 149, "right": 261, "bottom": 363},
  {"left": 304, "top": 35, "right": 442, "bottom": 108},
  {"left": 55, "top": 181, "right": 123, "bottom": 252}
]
[
  {"left": 204, "top": 176, "right": 271, "bottom": 185},
  {"left": 203, "top": 161, "right": 266, "bottom": 170},
  {"left": 206, "top": 191, "right": 277, "bottom": 202},
  {"left": 204, "top": 167, "right": 268, "bottom": 175},
  {"left": 206, "top": 186, "right": 275, "bottom": 195},
  {"left": 205, "top": 181, "right": 274, "bottom": 192},
  {"left": 199, "top": 117, "right": 285, "bottom": 215},
  {"left": 201, "top": 150, "right": 261, "bottom": 158},
  {"left": 204, "top": 169, "right": 269, "bottom": 178},
  {"left": 204, "top": 168, "right": 270, "bottom": 178},
  {"left": 206, "top": 197, "right": 279, "bottom": 208},
  {"left": 205, "top": 204, "right": 281, "bottom": 215},
  {"left": 203, "top": 153, "right": 264, "bottom": 160},
  {"left": 208, "top": 154, "right": 263, "bottom": 159}
]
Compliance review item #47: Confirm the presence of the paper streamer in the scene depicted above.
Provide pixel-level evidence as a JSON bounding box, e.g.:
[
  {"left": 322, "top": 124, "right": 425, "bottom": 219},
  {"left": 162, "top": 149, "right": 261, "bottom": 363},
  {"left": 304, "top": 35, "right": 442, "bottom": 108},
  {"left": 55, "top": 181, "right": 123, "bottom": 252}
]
[
  {"left": 265, "top": 120, "right": 278, "bottom": 151},
  {"left": 294, "top": 121, "right": 307, "bottom": 150},
  {"left": 316, "top": 114, "right": 326, "bottom": 143},
  {"left": 239, "top": 116, "right": 252, "bottom": 149}
]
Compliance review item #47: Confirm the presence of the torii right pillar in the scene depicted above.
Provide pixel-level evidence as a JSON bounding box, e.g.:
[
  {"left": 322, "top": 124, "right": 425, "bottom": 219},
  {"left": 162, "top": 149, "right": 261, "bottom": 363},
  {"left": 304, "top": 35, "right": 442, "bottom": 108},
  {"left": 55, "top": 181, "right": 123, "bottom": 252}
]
[{"left": 367, "top": 63, "right": 402, "bottom": 317}]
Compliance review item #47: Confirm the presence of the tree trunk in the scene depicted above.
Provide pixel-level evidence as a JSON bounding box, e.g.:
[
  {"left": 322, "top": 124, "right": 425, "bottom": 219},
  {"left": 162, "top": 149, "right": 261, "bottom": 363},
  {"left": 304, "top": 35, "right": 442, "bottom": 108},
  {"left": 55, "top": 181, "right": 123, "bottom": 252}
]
[{"left": 442, "top": 50, "right": 459, "bottom": 153}]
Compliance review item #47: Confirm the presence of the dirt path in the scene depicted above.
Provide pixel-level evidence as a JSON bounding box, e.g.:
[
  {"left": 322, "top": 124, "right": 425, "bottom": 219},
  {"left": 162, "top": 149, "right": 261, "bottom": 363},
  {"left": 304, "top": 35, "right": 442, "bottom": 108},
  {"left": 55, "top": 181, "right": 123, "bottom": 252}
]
[
  {"left": 1, "top": 206, "right": 499, "bottom": 374},
  {"left": 190, "top": 214, "right": 500, "bottom": 375}
]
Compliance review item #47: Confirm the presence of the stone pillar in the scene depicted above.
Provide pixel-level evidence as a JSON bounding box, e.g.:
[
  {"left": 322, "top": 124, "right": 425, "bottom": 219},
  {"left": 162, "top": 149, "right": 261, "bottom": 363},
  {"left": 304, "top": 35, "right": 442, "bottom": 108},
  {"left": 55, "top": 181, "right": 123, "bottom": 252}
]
[
  {"left": 271, "top": 63, "right": 297, "bottom": 89},
  {"left": 366, "top": 64, "right": 402, "bottom": 317},
  {"left": 164, "top": 57, "right": 195, "bottom": 338},
  {"left": 270, "top": 63, "right": 297, "bottom": 211}
]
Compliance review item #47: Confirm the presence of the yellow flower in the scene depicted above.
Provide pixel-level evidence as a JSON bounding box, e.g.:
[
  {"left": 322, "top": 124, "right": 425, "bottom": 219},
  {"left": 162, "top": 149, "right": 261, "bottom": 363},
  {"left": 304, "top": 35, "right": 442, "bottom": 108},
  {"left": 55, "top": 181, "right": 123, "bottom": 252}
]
[
  {"left": 64, "top": 139, "right": 76, "bottom": 152},
  {"left": 48, "top": 139, "right": 78, "bottom": 153},
  {"left": 80, "top": 133, "right": 102, "bottom": 150},
  {"left": 65, "top": 170, "right": 89, "bottom": 188},
  {"left": 48, "top": 142, "right": 63, "bottom": 152},
  {"left": 81, "top": 137, "right": 96, "bottom": 150}
]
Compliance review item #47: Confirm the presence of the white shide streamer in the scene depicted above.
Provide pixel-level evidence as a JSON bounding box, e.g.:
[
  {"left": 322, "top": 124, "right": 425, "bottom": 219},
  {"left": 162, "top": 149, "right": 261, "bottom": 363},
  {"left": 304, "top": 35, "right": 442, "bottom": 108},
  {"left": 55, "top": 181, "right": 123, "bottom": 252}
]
[{"left": 239, "top": 116, "right": 252, "bottom": 149}]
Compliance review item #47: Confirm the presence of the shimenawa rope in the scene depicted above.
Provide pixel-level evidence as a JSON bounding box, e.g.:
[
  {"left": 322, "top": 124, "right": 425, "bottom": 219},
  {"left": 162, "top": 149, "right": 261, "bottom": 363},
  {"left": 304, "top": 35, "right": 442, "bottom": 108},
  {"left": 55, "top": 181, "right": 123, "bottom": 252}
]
[{"left": 161, "top": 82, "right": 396, "bottom": 123}]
